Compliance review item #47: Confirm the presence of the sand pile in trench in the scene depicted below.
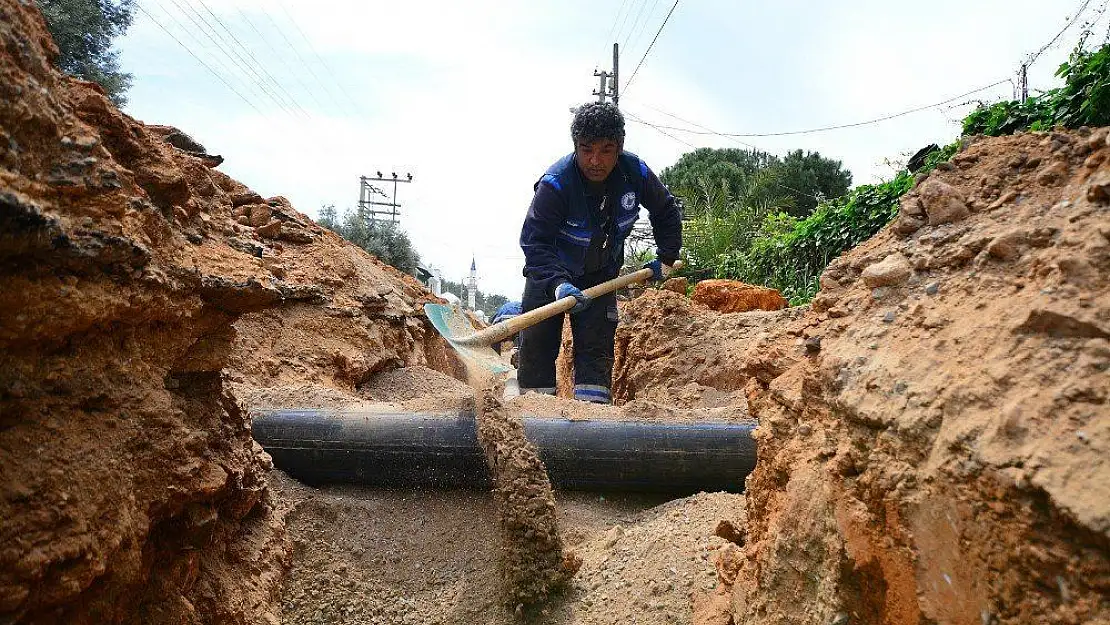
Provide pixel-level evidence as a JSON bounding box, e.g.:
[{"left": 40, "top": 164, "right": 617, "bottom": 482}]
[{"left": 262, "top": 368, "right": 755, "bottom": 622}]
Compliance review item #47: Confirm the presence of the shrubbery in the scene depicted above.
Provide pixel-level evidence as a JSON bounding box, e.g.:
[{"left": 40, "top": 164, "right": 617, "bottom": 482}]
[
  {"left": 700, "top": 42, "right": 1109, "bottom": 305},
  {"left": 964, "top": 44, "right": 1110, "bottom": 135},
  {"left": 316, "top": 205, "right": 421, "bottom": 276}
]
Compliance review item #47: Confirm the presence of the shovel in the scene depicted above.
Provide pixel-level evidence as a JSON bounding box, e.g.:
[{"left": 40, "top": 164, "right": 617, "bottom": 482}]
[{"left": 424, "top": 261, "right": 683, "bottom": 375}]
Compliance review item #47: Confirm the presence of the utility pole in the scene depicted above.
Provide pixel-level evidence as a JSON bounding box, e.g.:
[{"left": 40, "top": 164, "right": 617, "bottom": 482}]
[
  {"left": 611, "top": 43, "right": 619, "bottom": 108},
  {"left": 1019, "top": 63, "right": 1028, "bottom": 104},
  {"left": 358, "top": 171, "right": 413, "bottom": 224},
  {"left": 591, "top": 44, "right": 620, "bottom": 106},
  {"left": 593, "top": 68, "right": 611, "bottom": 104}
]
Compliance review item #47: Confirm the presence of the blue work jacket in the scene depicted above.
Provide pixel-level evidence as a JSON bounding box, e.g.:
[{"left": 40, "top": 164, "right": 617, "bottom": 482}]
[{"left": 520, "top": 151, "right": 682, "bottom": 296}]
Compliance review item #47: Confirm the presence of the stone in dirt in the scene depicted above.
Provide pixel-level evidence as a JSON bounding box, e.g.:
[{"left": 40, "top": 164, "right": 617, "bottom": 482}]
[
  {"left": 691, "top": 279, "right": 788, "bottom": 313},
  {"left": 917, "top": 178, "right": 970, "bottom": 224},
  {"left": 861, "top": 253, "right": 912, "bottom": 288},
  {"left": 474, "top": 387, "right": 580, "bottom": 609},
  {"left": 662, "top": 276, "right": 689, "bottom": 294}
]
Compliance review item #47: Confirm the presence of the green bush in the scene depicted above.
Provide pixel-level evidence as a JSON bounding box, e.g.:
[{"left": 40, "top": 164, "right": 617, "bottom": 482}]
[
  {"left": 316, "top": 204, "right": 421, "bottom": 276},
  {"left": 720, "top": 42, "right": 1110, "bottom": 305},
  {"left": 716, "top": 171, "right": 914, "bottom": 304},
  {"left": 964, "top": 43, "right": 1110, "bottom": 135}
]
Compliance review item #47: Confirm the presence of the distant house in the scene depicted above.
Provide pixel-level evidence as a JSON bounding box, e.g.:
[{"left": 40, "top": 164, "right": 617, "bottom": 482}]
[{"left": 416, "top": 264, "right": 442, "bottom": 295}]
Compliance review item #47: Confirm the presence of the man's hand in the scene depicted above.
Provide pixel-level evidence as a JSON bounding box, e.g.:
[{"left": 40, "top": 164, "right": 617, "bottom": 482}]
[
  {"left": 555, "top": 282, "right": 591, "bottom": 314},
  {"left": 643, "top": 259, "right": 674, "bottom": 282}
]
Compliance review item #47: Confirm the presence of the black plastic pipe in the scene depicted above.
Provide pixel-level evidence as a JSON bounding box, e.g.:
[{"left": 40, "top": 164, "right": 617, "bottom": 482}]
[{"left": 252, "top": 409, "right": 756, "bottom": 494}]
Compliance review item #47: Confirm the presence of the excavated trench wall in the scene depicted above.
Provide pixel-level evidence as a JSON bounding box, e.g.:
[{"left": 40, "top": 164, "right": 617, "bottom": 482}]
[
  {"left": 0, "top": 3, "right": 456, "bottom": 622},
  {"left": 617, "top": 131, "right": 1110, "bottom": 624}
]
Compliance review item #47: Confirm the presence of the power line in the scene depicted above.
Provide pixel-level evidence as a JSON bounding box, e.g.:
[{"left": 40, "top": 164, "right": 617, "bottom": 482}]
[
  {"left": 623, "top": 0, "right": 679, "bottom": 94},
  {"left": 625, "top": 0, "right": 664, "bottom": 60},
  {"left": 192, "top": 0, "right": 312, "bottom": 118},
  {"left": 152, "top": 0, "right": 273, "bottom": 107},
  {"left": 600, "top": 0, "right": 633, "bottom": 62},
  {"left": 613, "top": 0, "right": 641, "bottom": 50},
  {"left": 636, "top": 102, "right": 760, "bottom": 150},
  {"left": 136, "top": 4, "right": 263, "bottom": 115},
  {"left": 631, "top": 79, "right": 1011, "bottom": 138},
  {"left": 620, "top": 0, "right": 654, "bottom": 52},
  {"left": 630, "top": 107, "right": 826, "bottom": 201},
  {"left": 260, "top": 8, "right": 348, "bottom": 116},
  {"left": 276, "top": 0, "right": 363, "bottom": 116},
  {"left": 624, "top": 110, "right": 697, "bottom": 148},
  {"left": 164, "top": 0, "right": 297, "bottom": 117},
  {"left": 235, "top": 7, "right": 329, "bottom": 111},
  {"left": 1026, "top": 0, "right": 1095, "bottom": 66}
]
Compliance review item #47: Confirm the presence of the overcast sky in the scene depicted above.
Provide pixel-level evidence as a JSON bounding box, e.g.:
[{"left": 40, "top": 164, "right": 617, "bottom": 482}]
[{"left": 117, "top": 0, "right": 1101, "bottom": 298}]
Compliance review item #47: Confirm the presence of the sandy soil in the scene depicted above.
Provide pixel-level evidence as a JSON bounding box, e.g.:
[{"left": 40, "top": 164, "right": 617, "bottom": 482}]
[{"left": 271, "top": 470, "right": 742, "bottom": 625}]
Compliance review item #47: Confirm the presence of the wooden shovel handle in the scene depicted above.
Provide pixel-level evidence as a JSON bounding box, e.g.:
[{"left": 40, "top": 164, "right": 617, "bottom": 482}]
[{"left": 455, "top": 260, "right": 683, "bottom": 347}]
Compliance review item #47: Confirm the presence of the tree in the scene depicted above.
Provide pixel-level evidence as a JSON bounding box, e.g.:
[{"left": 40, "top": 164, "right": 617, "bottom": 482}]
[
  {"left": 660, "top": 147, "right": 851, "bottom": 219},
  {"left": 316, "top": 204, "right": 421, "bottom": 276},
  {"left": 39, "top": 0, "right": 135, "bottom": 106},
  {"left": 775, "top": 150, "right": 852, "bottom": 217},
  {"left": 679, "top": 170, "right": 793, "bottom": 274},
  {"left": 661, "top": 148, "right": 783, "bottom": 211}
]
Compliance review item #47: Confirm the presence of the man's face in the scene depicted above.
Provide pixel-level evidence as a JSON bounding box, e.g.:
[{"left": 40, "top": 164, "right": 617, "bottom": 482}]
[{"left": 575, "top": 139, "right": 621, "bottom": 182}]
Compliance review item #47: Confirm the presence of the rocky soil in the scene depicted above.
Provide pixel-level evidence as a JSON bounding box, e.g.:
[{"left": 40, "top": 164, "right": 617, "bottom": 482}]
[
  {"left": 611, "top": 129, "right": 1110, "bottom": 623},
  {"left": 4, "top": 1, "right": 1109, "bottom": 623},
  {"left": 0, "top": 2, "right": 456, "bottom": 623}
]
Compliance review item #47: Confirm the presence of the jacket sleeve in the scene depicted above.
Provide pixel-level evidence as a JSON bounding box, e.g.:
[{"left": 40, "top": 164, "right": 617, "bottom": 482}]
[
  {"left": 520, "top": 180, "right": 571, "bottom": 296},
  {"left": 640, "top": 164, "right": 683, "bottom": 265}
]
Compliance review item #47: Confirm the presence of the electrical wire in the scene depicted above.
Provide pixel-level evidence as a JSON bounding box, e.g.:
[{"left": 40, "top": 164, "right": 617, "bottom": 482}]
[
  {"left": 163, "top": 0, "right": 297, "bottom": 117},
  {"left": 600, "top": 0, "right": 633, "bottom": 62},
  {"left": 628, "top": 79, "right": 1010, "bottom": 138},
  {"left": 624, "top": 110, "right": 697, "bottom": 148},
  {"left": 235, "top": 7, "right": 329, "bottom": 111},
  {"left": 154, "top": 0, "right": 269, "bottom": 104},
  {"left": 624, "top": 0, "right": 664, "bottom": 60},
  {"left": 613, "top": 0, "right": 641, "bottom": 50},
  {"left": 276, "top": 0, "right": 363, "bottom": 116},
  {"left": 635, "top": 102, "right": 760, "bottom": 150},
  {"left": 192, "top": 0, "right": 312, "bottom": 118},
  {"left": 1026, "top": 0, "right": 1095, "bottom": 66},
  {"left": 182, "top": 0, "right": 304, "bottom": 118},
  {"left": 259, "top": 8, "right": 347, "bottom": 116},
  {"left": 136, "top": 4, "right": 263, "bottom": 115},
  {"left": 621, "top": 0, "right": 654, "bottom": 52},
  {"left": 623, "top": 0, "right": 679, "bottom": 94}
]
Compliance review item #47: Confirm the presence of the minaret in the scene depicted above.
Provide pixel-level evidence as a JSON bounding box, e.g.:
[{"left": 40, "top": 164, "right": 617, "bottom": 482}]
[{"left": 467, "top": 256, "right": 477, "bottom": 310}]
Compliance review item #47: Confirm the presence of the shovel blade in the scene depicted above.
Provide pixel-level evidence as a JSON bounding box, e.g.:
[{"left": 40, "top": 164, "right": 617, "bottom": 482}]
[{"left": 424, "top": 303, "right": 514, "bottom": 375}]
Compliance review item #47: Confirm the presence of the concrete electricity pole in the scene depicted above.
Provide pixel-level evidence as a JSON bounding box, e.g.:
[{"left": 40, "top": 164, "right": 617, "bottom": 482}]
[
  {"left": 593, "top": 43, "right": 620, "bottom": 106},
  {"left": 358, "top": 171, "right": 413, "bottom": 224},
  {"left": 611, "top": 42, "right": 619, "bottom": 108},
  {"left": 1019, "top": 63, "right": 1028, "bottom": 104}
]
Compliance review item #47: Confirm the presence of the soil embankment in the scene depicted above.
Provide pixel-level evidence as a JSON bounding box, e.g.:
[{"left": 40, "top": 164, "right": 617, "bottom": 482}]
[
  {"left": 4, "top": 0, "right": 1108, "bottom": 622},
  {"left": 614, "top": 130, "right": 1110, "bottom": 624},
  {"left": 0, "top": 2, "right": 457, "bottom": 622}
]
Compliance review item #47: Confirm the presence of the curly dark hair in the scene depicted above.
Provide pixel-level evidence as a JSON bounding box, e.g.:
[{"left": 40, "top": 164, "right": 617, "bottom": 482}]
[{"left": 571, "top": 103, "right": 625, "bottom": 146}]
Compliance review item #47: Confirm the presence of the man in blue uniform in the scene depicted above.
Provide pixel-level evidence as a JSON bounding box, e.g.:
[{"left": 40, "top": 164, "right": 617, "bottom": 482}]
[{"left": 518, "top": 103, "right": 682, "bottom": 403}]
